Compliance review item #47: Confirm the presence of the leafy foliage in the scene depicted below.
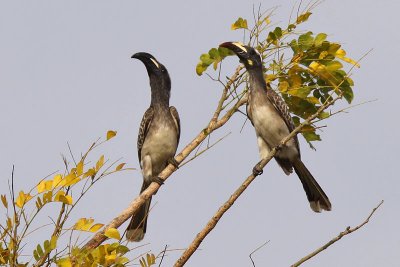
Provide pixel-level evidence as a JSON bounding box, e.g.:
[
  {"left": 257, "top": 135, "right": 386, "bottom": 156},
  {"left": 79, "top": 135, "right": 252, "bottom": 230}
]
[
  {"left": 196, "top": 8, "right": 359, "bottom": 148},
  {"left": 0, "top": 131, "right": 134, "bottom": 266}
]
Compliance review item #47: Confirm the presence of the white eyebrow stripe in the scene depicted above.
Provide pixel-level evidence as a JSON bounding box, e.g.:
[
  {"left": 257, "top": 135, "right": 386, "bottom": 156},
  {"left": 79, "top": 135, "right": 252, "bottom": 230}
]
[
  {"left": 232, "top": 42, "right": 247, "bottom": 53},
  {"left": 150, "top": 58, "right": 160, "bottom": 68}
]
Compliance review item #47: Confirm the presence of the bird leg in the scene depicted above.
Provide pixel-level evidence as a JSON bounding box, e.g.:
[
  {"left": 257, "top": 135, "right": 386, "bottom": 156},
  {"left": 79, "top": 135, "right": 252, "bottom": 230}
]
[
  {"left": 168, "top": 157, "right": 180, "bottom": 169},
  {"left": 252, "top": 162, "right": 264, "bottom": 176}
]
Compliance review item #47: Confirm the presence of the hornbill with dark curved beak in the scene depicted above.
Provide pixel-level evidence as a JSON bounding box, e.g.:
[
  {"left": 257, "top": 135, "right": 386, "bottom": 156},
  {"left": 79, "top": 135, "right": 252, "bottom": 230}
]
[
  {"left": 127, "top": 52, "right": 180, "bottom": 241},
  {"left": 219, "top": 42, "right": 331, "bottom": 212}
]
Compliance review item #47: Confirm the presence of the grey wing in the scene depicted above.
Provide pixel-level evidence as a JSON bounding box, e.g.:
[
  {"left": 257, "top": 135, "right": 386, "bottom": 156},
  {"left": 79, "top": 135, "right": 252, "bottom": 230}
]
[
  {"left": 169, "top": 106, "right": 181, "bottom": 144},
  {"left": 266, "top": 86, "right": 300, "bottom": 150},
  {"left": 137, "top": 107, "right": 154, "bottom": 164}
]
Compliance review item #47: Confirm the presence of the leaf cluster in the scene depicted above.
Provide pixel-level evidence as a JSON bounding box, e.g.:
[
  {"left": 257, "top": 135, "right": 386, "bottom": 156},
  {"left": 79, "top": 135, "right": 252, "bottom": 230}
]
[{"left": 196, "top": 8, "right": 359, "bottom": 148}]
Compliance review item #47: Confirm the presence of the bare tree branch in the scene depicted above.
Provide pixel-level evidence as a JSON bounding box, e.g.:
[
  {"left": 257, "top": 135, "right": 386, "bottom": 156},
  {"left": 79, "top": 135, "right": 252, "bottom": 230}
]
[
  {"left": 173, "top": 92, "right": 344, "bottom": 267},
  {"left": 291, "top": 200, "right": 384, "bottom": 267},
  {"left": 82, "top": 67, "right": 246, "bottom": 250}
]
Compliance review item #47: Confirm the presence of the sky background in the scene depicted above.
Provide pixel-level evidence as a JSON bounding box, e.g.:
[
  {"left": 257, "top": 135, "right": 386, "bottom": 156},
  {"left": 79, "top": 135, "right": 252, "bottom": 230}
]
[{"left": 0, "top": 0, "right": 399, "bottom": 266}]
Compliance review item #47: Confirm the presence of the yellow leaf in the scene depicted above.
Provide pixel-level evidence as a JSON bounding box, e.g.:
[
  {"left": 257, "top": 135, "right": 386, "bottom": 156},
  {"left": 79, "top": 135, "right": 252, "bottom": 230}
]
[
  {"left": 43, "top": 191, "right": 53, "bottom": 203},
  {"left": 57, "top": 258, "right": 72, "bottom": 267},
  {"left": 52, "top": 174, "right": 63, "bottom": 188},
  {"left": 73, "top": 218, "right": 96, "bottom": 231},
  {"left": 7, "top": 217, "right": 12, "bottom": 229},
  {"left": 265, "top": 74, "right": 277, "bottom": 82},
  {"left": 37, "top": 180, "right": 46, "bottom": 193},
  {"left": 336, "top": 49, "right": 360, "bottom": 68},
  {"left": 83, "top": 168, "right": 96, "bottom": 178},
  {"left": 115, "top": 163, "right": 126, "bottom": 171},
  {"left": 306, "top": 97, "right": 320, "bottom": 104},
  {"left": 89, "top": 223, "right": 104, "bottom": 232},
  {"left": 104, "top": 228, "right": 121, "bottom": 240},
  {"left": 15, "top": 191, "right": 32, "bottom": 208},
  {"left": 319, "top": 51, "right": 328, "bottom": 59},
  {"left": 231, "top": 17, "right": 248, "bottom": 30},
  {"left": 278, "top": 81, "right": 289, "bottom": 92},
  {"left": 106, "top": 130, "right": 117, "bottom": 140},
  {"left": 76, "top": 161, "right": 84, "bottom": 176},
  {"left": 265, "top": 17, "right": 271, "bottom": 25},
  {"left": 1, "top": 194, "right": 8, "bottom": 208},
  {"left": 60, "top": 195, "right": 73, "bottom": 205},
  {"left": 96, "top": 155, "right": 105, "bottom": 171},
  {"left": 63, "top": 173, "right": 80, "bottom": 186},
  {"left": 105, "top": 254, "right": 117, "bottom": 262},
  {"left": 54, "top": 191, "right": 73, "bottom": 205},
  {"left": 37, "top": 180, "right": 53, "bottom": 193}
]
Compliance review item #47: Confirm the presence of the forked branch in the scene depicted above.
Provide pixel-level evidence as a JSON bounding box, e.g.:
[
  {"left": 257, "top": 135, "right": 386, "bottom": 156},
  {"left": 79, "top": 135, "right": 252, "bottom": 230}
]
[{"left": 291, "top": 200, "right": 384, "bottom": 267}]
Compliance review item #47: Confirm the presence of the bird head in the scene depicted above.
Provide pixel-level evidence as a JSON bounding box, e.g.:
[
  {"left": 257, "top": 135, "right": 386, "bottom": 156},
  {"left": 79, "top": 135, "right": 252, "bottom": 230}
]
[
  {"left": 131, "top": 52, "right": 169, "bottom": 77},
  {"left": 131, "top": 52, "right": 171, "bottom": 91},
  {"left": 219, "top": 42, "right": 263, "bottom": 70}
]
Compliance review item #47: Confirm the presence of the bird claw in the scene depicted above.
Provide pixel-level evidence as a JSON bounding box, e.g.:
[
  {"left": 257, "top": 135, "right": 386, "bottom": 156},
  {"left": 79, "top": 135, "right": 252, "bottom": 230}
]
[
  {"left": 153, "top": 176, "right": 165, "bottom": 186},
  {"left": 168, "top": 157, "right": 180, "bottom": 169},
  {"left": 252, "top": 164, "right": 263, "bottom": 176}
]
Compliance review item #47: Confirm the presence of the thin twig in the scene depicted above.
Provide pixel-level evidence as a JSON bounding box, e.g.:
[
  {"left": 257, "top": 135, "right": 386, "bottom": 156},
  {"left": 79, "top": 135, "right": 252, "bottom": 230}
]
[
  {"left": 179, "top": 132, "right": 231, "bottom": 168},
  {"left": 249, "top": 240, "right": 270, "bottom": 267},
  {"left": 158, "top": 245, "right": 168, "bottom": 267},
  {"left": 291, "top": 200, "right": 384, "bottom": 267}
]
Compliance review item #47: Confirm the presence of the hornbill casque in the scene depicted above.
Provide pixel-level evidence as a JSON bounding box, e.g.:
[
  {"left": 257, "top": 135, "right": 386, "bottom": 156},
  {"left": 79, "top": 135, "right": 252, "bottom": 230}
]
[
  {"left": 127, "top": 52, "right": 181, "bottom": 241},
  {"left": 219, "top": 42, "right": 331, "bottom": 212}
]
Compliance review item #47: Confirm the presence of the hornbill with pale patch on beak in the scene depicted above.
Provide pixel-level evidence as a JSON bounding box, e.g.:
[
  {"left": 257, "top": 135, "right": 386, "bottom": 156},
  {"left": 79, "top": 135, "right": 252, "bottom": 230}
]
[
  {"left": 127, "top": 52, "right": 180, "bottom": 241},
  {"left": 219, "top": 42, "right": 331, "bottom": 212}
]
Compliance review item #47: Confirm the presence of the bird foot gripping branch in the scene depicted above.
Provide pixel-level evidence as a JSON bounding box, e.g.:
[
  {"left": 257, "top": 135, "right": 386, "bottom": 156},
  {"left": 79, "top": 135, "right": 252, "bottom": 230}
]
[
  {"left": 252, "top": 163, "right": 263, "bottom": 176},
  {"left": 168, "top": 157, "right": 180, "bottom": 169}
]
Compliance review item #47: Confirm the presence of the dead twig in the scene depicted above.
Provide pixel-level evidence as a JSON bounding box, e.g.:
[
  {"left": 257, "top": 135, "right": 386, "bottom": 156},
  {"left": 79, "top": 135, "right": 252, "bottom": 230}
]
[{"left": 291, "top": 200, "right": 384, "bottom": 267}]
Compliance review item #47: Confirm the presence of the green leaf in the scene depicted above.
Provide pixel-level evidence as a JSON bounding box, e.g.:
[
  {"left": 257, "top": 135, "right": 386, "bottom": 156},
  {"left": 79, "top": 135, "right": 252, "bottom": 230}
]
[
  {"left": 328, "top": 43, "right": 341, "bottom": 55},
  {"left": 326, "top": 61, "right": 343, "bottom": 71},
  {"left": 117, "top": 245, "right": 129, "bottom": 255},
  {"left": 287, "top": 87, "right": 312, "bottom": 98},
  {"left": 273, "top": 27, "right": 283, "bottom": 39},
  {"left": 44, "top": 240, "right": 50, "bottom": 253},
  {"left": 298, "top": 32, "right": 314, "bottom": 51},
  {"left": 314, "top": 33, "right": 327, "bottom": 46},
  {"left": 289, "top": 39, "right": 299, "bottom": 54},
  {"left": 50, "top": 236, "right": 58, "bottom": 250},
  {"left": 231, "top": 17, "right": 248, "bottom": 30},
  {"left": 267, "top": 32, "right": 277, "bottom": 43},
  {"left": 288, "top": 24, "right": 296, "bottom": 32},
  {"left": 318, "top": 111, "right": 330, "bottom": 119},
  {"left": 302, "top": 131, "right": 321, "bottom": 142},
  {"left": 341, "top": 85, "right": 354, "bottom": 103},
  {"left": 36, "top": 244, "right": 44, "bottom": 257},
  {"left": 200, "top": 53, "right": 213, "bottom": 65}
]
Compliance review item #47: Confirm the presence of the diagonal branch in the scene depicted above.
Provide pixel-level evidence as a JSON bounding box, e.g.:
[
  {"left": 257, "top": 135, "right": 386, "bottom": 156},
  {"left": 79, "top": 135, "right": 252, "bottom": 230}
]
[
  {"left": 173, "top": 92, "right": 344, "bottom": 267},
  {"left": 291, "top": 200, "right": 384, "bottom": 267},
  {"left": 82, "top": 71, "right": 247, "bottom": 250}
]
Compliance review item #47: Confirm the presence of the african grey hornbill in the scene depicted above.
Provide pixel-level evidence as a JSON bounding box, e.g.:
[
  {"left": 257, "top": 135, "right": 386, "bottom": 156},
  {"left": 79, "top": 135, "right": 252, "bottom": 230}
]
[
  {"left": 219, "top": 42, "right": 331, "bottom": 212},
  {"left": 126, "top": 52, "right": 180, "bottom": 241}
]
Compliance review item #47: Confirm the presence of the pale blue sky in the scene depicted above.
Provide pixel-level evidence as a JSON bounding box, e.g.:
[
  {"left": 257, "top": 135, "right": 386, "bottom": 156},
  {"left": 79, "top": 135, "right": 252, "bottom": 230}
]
[{"left": 0, "top": 1, "right": 398, "bottom": 266}]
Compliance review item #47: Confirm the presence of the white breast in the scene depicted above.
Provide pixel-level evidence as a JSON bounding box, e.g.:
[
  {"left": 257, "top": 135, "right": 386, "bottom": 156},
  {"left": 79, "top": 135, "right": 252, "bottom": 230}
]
[{"left": 251, "top": 102, "right": 298, "bottom": 160}]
